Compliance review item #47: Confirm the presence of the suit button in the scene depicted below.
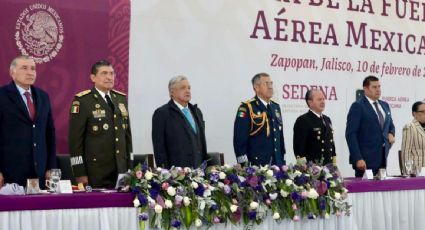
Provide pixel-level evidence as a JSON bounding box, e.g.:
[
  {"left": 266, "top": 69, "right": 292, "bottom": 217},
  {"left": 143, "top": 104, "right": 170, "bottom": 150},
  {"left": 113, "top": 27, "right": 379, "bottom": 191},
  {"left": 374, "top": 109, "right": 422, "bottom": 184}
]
[
  {"left": 274, "top": 128, "right": 276, "bottom": 131},
  {"left": 93, "top": 158, "right": 97, "bottom": 162},
  {"left": 33, "top": 143, "right": 36, "bottom": 147},
  {"left": 330, "top": 148, "right": 333, "bottom": 151},
  {"left": 115, "top": 126, "right": 118, "bottom": 130},
  {"left": 330, "top": 139, "right": 333, "bottom": 142},
  {"left": 321, "top": 140, "right": 324, "bottom": 143},
  {"left": 114, "top": 114, "right": 117, "bottom": 118},
  {"left": 115, "top": 138, "right": 119, "bottom": 142},
  {"left": 275, "top": 148, "right": 277, "bottom": 151},
  {"left": 255, "top": 157, "right": 258, "bottom": 160},
  {"left": 32, "top": 125, "right": 35, "bottom": 128},
  {"left": 116, "top": 150, "right": 120, "bottom": 154},
  {"left": 321, "top": 149, "right": 324, "bottom": 152},
  {"left": 274, "top": 138, "right": 277, "bottom": 141}
]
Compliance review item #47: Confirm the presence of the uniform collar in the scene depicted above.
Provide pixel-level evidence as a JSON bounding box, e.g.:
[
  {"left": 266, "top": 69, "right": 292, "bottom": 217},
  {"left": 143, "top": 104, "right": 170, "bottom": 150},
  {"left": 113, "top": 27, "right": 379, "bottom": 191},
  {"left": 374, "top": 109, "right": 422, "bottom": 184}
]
[
  {"left": 309, "top": 109, "right": 322, "bottom": 118},
  {"left": 95, "top": 87, "right": 111, "bottom": 101},
  {"left": 257, "top": 96, "right": 270, "bottom": 108}
]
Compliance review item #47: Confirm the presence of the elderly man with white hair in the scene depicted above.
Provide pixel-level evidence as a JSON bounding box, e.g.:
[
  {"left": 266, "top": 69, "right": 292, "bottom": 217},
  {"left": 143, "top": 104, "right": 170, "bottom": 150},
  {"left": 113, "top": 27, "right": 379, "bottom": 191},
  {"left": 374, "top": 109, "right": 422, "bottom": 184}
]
[{"left": 152, "top": 75, "right": 207, "bottom": 169}]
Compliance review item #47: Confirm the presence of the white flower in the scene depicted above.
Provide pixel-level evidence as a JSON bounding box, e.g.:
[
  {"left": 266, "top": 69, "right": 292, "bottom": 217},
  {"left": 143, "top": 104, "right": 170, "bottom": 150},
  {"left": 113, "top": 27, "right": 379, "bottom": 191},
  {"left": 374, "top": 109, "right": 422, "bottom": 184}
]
[
  {"left": 165, "top": 199, "right": 173, "bottom": 208},
  {"left": 325, "top": 213, "right": 330, "bottom": 219},
  {"left": 223, "top": 164, "right": 231, "bottom": 169},
  {"left": 273, "top": 212, "right": 280, "bottom": 220},
  {"left": 203, "top": 189, "right": 211, "bottom": 197},
  {"left": 266, "top": 170, "right": 274, "bottom": 177},
  {"left": 199, "top": 200, "right": 206, "bottom": 210},
  {"left": 230, "top": 204, "right": 238, "bottom": 213},
  {"left": 195, "top": 218, "right": 202, "bottom": 227},
  {"left": 154, "top": 204, "right": 163, "bottom": 213},
  {"left": 144, "top": 171, "right": 153, "bottom": 180},
  {"left": 294, "top": 170, "right": 302, "bottom": 176},
  {"left": 307, "top": 188, "right": 319, "bottom": 199},
  {"left": 183, "top": 196, "right": 191, "bottom": 206},
  {"left": 285, "top": 179, "right": 293, "bottom": 186},
  {"left": 191, "top": 181, "right": 199, "bottom": 189},
  {"left": 218, "top": 182, "right": 224, "bottom": 188},
  {"left": 184, "top": 167, "right": 192, "bottom": 173},
  {"left": 342, "top": 188, "right": 349, "bottom": 194},
  {"left": 133, "top": 198, "right": 140, "bottom": 207},
  {"left": 167, "top": 186, "right": 176, "bottom": 196},
  {"left": 147, "top": 196, "right": 156, "bottom": 205},
  {"left": 219, "top": 172, "right": 226, "bottom": 179},
  {"left": 269, "top": 193, "right": 278, "bottom": 200},
  {"left": 280, "top": 189, "right": 289, "bottom": 197},
  {"left": 334, "top": 192, "right": 341, "bottom": 200},
  {"left": 330, "top": 181, "right": 336, "bottom": 187},
  {"left": 250, "top": 201, "right": 259, "bottom": 210}
]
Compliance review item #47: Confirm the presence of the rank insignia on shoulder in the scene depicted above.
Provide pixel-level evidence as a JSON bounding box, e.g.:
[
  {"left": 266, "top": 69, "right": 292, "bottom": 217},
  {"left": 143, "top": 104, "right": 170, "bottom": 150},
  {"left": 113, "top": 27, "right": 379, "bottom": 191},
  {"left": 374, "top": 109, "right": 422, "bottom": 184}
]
[
  {"left": 112, "top": 89, "right": 127, "bottom": 96},
  {"left": 71, "top": 105, "right": 79, "bottom": 114},
  {"left": 238, "top": 106, "right": 247, "bottom": 112},
  {"left": 75, "top": 90, "right": 91, "bottom": 97},
  {"left": 237, "top": 111, "right": 246, "bottom": 118}
]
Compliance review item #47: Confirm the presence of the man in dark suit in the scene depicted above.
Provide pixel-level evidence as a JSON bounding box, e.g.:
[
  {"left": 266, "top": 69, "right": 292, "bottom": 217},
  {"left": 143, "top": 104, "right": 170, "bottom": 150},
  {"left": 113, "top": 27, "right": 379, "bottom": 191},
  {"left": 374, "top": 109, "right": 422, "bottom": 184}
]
[
  {"left": 293, "top": 89, "right": 336, "bottom": 165},
  {"left": 69, "top": 60, "right": 132, "bottom": 188},
  {"left": 233, "top": 73, "right": 285, "bottom": 166},
  {"left": 0, "top": 55, "right": 56, "bottom": 187},
  {"left": 346, "top": 76, "right": 395, "bottom": 177},
  {"left": 152, "top": 76, "right": 207, "bottom": 169}
]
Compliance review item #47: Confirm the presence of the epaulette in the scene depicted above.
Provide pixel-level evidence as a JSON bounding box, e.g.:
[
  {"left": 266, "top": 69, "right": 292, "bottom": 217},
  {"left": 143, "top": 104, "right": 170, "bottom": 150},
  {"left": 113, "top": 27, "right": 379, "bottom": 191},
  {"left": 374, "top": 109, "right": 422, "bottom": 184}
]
[
  {"left": 242, "top": 97, "right": 256, "bottom": 105},
  {"left": 75, "top": 90, "right": 91, "bottom": 97},
  {"left": 270, "top": 98, "right": 279, "bottom": 104},
  {"left": 112, "top": 89, "right": 126, "bottom": 96}
]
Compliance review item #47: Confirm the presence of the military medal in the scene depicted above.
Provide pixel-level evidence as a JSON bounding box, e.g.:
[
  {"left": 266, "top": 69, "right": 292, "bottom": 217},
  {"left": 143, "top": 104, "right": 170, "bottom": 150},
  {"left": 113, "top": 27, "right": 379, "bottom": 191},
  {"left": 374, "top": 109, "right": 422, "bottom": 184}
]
[
  {"left": 92, "top": 126, "right": 98, "bottom": 131},
  {"left": 95, "top": 104, "right": 100, "bottom": 109},
  {"left": 275, "top": 110, "right": 281, "bottom": 118},
  {"left": 122, "top": 124, "right": 126, "bottom": 129},
  {"left": 118, "top": 103, "right": 128, "bottom": 116},
  {"left": 92, "top": 109, "right": 106, "bottom": 118},
  {"left": 103, "top": 123, "right": 109, "bottom": 130}
]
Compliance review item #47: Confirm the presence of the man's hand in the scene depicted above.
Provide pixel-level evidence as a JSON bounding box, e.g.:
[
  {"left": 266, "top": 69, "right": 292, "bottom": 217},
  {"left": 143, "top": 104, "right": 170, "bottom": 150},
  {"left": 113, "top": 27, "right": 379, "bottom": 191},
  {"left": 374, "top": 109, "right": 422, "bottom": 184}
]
[
  {"left": 45, "top": 170, "right": 51, "bottom": 181},
  {"left": 388, "top": 133, "right": 396, "bottom": 145},
  {"left": 75, "top": 176, "right": 88, "bottom": 185},
  {"left": 0, "top": 172, "right": 4, "bottom": 188},
  {"left": 356, "top": 160, "right": 367, "bottom": 171}
]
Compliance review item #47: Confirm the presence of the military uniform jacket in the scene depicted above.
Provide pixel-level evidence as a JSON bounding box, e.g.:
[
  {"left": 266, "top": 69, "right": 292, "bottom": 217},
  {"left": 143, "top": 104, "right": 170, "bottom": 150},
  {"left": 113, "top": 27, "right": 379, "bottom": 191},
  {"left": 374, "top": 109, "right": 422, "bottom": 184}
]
[
  {"left": 68, "top": 88, "right": 132, "bottom": 188},
  {"left": 233, "top": 96, "right": 286, "bottom": 166},
  {"left": 293, "top": 110, "right": 336, "bottom": 165}
]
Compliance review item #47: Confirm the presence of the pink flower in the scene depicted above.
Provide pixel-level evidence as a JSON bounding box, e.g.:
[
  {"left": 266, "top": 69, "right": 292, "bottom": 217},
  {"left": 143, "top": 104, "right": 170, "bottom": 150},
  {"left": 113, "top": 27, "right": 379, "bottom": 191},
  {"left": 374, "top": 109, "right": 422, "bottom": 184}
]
[
  {"left": 336, "top": 211, "right": 341, "bottom": 216},
  {"left": 301, "top": 191, "right": 308, "bottom": 198},
  {"left": 293, "top": 215, "right": 300, "bottom": 221},
  {"left": 136, "top": 170, "right": 143, "bottom": 179},
  {"left": 316, "top": 181, "right": 328, "bottom": 196},
  {"left": 213, "top": 216, "right": 220, "bottom": 223},
  {"left": 282, "top": 165, "right": 289, "bottom": 172},
  {"left": 292, "top": 204, "right": 297, "bottom": 210},
  {"left": 265, "top": 199, "right": 272, "bottom": 205},
  {"left": 162, "top": 182, "right": 169, "bottom": 190}
]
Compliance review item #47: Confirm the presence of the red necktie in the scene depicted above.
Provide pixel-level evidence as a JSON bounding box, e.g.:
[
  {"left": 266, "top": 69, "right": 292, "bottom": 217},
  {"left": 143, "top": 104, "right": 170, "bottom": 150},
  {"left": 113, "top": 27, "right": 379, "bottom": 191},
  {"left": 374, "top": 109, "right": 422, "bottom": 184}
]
[{"left": 24, "top": 91, "right": 36, "bottom": 121}]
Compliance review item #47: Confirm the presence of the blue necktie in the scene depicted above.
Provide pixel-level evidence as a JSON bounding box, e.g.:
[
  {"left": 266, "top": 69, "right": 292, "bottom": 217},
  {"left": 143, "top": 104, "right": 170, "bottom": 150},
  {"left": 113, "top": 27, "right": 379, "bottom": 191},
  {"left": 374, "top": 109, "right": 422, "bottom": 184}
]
[{"left": 182, "top": 107, "right": 197, "bottom": 133}]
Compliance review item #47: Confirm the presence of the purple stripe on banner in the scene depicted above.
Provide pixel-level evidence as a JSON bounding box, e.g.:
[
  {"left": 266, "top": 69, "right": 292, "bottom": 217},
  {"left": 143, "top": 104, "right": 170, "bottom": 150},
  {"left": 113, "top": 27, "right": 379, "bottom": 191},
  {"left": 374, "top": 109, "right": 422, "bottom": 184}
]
[
  {"left": 0, "top": 192, "right": 134, "bottom": 211},
  {"left": 344, "top": 177, "right": 425, "bottom": 193}
]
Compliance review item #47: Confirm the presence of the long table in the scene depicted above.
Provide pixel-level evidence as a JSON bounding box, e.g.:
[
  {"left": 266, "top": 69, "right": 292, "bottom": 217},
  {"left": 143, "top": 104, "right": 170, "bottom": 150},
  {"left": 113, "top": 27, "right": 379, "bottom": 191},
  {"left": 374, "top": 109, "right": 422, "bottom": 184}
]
[{"left": 1, "top": 177, "right": 425, "bottom": 230}]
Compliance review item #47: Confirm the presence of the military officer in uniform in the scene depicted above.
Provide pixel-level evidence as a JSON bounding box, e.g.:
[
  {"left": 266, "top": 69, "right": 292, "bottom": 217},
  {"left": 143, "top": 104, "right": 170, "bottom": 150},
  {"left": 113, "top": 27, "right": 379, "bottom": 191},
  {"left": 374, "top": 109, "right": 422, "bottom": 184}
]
[
  {"left": 68, "top": 60, "right": 132, "bottom": 188},
  {"left": 233, "top": 73, "right": 286, "bottom": 166},
  {"left": 293, "top": 89, "right": 336, "bottom": 165}
]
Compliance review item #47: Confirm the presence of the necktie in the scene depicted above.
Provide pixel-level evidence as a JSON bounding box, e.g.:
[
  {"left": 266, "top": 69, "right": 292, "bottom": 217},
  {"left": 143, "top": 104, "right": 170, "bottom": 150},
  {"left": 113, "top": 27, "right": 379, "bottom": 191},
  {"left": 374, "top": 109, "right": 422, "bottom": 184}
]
[
  {"left": 24, "top": 91, "right": 35, "bottom": 121},
  {"left": 105, "top": 94, "right": 114, "bottom": 112},
  {"left": 182, "top": 107, "right": 197, "bottom": 133},
  {"left": 373, "top": 101, "right": 384, "bottom": 129}
]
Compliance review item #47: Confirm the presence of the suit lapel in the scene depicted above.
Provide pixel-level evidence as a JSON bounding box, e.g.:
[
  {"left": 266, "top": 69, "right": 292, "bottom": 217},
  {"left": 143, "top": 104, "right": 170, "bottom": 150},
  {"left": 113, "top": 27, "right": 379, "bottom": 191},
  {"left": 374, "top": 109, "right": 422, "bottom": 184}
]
[
  {"left": 5, "top": 82, "right": 32, "bottom": 123},
  {"left": 413, "top": 119, "right": 425, "bottom": 139},
  {"left": 168, "top": 100, "right": 194, "bottom": 137},
  {"left": 363, "top": 96, "right": 382, "bottom": 129},
  {"left": 32, "top": 86, "right": 43, "bottom": 123}
]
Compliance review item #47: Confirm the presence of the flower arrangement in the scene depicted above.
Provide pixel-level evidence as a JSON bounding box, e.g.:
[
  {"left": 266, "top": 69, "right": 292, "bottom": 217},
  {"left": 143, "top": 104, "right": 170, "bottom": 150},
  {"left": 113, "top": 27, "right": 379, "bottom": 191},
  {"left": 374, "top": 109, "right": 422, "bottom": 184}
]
[{"left": 128, "top": 159, "right": 351, "bottom": 230}]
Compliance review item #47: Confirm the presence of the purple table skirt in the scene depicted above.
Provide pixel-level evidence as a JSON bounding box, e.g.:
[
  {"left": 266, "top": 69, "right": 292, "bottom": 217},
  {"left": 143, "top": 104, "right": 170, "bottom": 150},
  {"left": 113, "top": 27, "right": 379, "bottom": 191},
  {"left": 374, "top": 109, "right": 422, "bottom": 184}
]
[
  {"left": 344, "top": 176, "right": 425, "bottom": 193},
  {"left": 0, "top": 192, "right": 134, "bottom": 212}
]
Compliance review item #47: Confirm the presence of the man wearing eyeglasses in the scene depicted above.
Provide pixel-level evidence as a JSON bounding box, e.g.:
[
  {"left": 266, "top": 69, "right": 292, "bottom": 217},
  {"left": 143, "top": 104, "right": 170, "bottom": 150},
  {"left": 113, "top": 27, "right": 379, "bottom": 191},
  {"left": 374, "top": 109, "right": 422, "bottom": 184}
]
[
  {"left": 233, "top": 73, "right": 286, "bottom": 166},
  {"left": 68, "top": 60, "right": 132, "bottom": 188},
  {"left": 401, "top": 101, "right": 425, "bottom": 175}
]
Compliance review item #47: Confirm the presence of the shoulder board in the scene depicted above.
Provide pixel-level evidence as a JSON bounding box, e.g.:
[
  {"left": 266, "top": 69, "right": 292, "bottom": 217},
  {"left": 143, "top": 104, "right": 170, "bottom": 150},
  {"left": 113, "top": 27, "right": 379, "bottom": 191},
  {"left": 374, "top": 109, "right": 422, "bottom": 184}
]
[
  {"left": 75, "top": 90, "right": 91, "bottom": 97},
  {"left": 242, "top": 98, "right": 256, "bottom": 105},
  {"left": 270, "top": 98, "right": 279, "bottom": 104},
  {"left": 112, "top": 89, "right": 126, "bottom": 96}
]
